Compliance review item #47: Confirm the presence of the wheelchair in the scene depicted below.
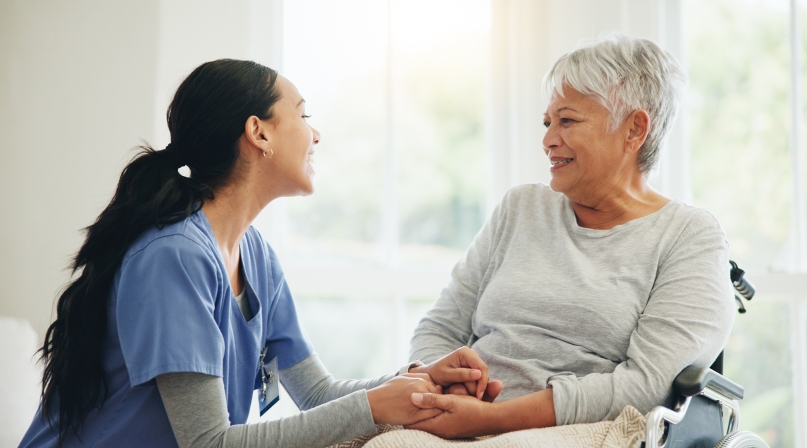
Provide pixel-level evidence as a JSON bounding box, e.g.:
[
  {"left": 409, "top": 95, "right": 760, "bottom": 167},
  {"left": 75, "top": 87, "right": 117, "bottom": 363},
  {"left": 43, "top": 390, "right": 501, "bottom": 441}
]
[{"left": 642, "top": 261, "right": 770, "bottom": 448}]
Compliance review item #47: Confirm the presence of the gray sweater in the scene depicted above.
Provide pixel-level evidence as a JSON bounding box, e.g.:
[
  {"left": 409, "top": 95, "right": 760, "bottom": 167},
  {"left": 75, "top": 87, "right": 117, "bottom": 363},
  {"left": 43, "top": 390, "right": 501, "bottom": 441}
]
[{"left": 410, "top": 183, "right": 735, "bottom": 425}]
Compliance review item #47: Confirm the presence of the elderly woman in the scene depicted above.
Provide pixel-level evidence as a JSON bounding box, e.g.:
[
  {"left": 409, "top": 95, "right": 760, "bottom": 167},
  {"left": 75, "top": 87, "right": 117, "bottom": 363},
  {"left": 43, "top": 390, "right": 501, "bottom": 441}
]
[{"left": 404, "top": 34, "right": 735, "bottom": 438}]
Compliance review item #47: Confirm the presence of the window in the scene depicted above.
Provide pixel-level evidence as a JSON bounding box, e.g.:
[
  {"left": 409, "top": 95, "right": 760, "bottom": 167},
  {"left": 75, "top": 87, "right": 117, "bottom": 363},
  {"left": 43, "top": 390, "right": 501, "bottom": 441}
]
[
  {"left": 684, "top": 0, "right": 807, "bottom": 446},
  {"left": 249, "top": 0, "right": 491, "bottom": 420},
  {"left": 245, "top": 4, "right": 807, "bottom": 446}
]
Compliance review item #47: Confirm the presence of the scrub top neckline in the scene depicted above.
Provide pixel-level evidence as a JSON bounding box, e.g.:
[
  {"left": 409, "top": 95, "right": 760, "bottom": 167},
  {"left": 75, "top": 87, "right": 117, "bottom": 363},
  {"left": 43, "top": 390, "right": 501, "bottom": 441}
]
[{"left": 197, "top": 209, "right": 261, "bottom": 325}]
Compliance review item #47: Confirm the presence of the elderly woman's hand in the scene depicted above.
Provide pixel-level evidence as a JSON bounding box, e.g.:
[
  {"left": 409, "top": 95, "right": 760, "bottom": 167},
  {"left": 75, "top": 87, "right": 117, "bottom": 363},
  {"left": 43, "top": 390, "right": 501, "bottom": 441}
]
[
  {"left": 406, "top": 386, "right": 554, "bottom": 438},
  {"left": 409, "top": 346, "right": 490, "bottom": 399},
  {"left": 404, "top": 392, "right": 497, "bottom": 439}
]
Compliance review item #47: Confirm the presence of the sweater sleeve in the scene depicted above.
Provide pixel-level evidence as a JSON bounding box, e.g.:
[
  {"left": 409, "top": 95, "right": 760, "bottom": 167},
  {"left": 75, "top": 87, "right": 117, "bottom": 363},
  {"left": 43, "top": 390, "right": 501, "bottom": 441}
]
[
  {"left": 547, "top": 212, "right": 736, "bottom": 424},
  {"left": 281, "top": 353, "right": 394, "bottom": 411},
  {"left": 156, "top": 355, "right": 384, "bottom": 448},
  {"left": 409, "top": 197, "right": 505, "bottom": 364}
]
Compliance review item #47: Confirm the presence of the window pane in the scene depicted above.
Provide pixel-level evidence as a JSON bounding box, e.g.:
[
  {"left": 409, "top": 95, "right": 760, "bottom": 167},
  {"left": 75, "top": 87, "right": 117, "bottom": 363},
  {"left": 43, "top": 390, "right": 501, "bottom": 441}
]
[
  {"left": 264, "top": 0, "right": 491, "bottom": 388},
  {"left": 684, "top": 0, "right": 793, "bottom": 273},
  {"left": 724, "top": 298, "right": 796, "bottom": 447},
  {"left": 281, "top": 0, "right": 387, "bottom": 266},
  {"left": 390, "top": 0, "right": 489, "bottom": 266},
  {"left": 685, "top": 2, "right": 799, "bottom": 445}
]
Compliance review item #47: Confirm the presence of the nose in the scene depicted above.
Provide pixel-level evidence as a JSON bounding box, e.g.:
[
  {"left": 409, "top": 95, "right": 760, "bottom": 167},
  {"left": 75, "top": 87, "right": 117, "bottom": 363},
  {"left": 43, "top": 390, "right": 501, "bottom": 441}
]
[
  {"left": 542, "top": 122, "right": 560, "bottom": 155},
  {"left": 312, "top": 126, "right": 321, "bottom": 144}
]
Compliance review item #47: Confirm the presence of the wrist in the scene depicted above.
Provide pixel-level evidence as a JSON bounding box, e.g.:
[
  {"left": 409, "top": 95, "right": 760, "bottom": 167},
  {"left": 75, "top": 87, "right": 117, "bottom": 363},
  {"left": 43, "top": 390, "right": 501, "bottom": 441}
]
[
  {"left": 401, "top": 360, "right": 426, "bottom": 375},
  {"left": 484, "top": 400, "right": 508, "bottom": 434},
  {"left": 365, "top": 387, "right": 381, "bottom": 423}
]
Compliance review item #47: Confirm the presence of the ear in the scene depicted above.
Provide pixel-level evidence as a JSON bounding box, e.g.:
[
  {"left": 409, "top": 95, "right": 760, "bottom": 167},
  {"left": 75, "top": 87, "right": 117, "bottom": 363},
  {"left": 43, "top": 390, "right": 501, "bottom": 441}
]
[
  {"left": 624, "top": 109, "right": 650, "bottom": 154},
  {"left": 243, "top": 115, "right": 273, "bottom": 154}
]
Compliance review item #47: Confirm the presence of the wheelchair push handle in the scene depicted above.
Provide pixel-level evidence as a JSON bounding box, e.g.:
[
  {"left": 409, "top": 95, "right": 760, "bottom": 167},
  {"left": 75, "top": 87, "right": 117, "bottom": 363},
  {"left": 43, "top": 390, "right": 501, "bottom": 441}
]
[
  {"left": 729, "top": 260, "right": 754, "bottom": 300},
  {"left": 729, "top": 260, "right": 754, "bottom": 314}
]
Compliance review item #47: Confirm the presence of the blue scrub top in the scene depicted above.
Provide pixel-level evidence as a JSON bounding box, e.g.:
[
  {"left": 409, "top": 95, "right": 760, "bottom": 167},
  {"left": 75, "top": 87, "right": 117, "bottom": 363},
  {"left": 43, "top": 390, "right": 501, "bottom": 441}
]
[{"left": 20, "top": 211, "right": 313, "bottom": 447}]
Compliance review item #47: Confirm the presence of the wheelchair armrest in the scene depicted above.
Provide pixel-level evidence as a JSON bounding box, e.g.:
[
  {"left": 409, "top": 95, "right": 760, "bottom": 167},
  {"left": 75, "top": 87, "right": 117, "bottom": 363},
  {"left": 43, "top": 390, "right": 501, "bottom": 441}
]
[{"left": 673, "top": 365, "right": 744, "bottom": 400}]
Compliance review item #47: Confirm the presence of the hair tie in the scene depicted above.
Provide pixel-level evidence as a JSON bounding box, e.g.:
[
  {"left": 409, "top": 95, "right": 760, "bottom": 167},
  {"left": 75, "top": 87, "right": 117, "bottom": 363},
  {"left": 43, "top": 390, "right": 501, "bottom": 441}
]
[{"left": 163, "top": 143, "right": 186, "bottom": 169}]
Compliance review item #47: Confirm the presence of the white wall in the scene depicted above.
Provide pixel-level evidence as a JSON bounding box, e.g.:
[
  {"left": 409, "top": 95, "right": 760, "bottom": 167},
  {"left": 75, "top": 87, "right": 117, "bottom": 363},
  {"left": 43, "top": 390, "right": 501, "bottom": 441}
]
[
  {"left": 0, "top": 0, "right": 281, "bottom": 338},
  {"left": 0, "top": 0, "right": 161, "bottom": 337}
]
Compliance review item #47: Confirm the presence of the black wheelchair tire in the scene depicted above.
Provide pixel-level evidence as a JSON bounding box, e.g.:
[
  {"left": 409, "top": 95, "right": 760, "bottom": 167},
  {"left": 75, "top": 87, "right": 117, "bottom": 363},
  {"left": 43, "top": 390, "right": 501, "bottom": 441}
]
[{"left": 714, "top": 430, "right": 771, "bottom": 448}]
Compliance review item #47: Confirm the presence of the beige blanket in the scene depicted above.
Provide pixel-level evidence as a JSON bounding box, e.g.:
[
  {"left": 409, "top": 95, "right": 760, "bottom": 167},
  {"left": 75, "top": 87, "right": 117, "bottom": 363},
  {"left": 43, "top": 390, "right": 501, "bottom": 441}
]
[{"left": 330, "top": 406, "right": 646, "bottom": 448}]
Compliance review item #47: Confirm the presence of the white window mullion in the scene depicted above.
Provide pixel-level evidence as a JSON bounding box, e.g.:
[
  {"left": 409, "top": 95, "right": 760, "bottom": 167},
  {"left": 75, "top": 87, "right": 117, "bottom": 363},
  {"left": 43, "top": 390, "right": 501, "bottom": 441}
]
[
  {"left": 381, "top": 0, "right": 399, "bottom": 269},
  {"left": 789, "top": 3, "right": 807, "bottom": 446},
  {"left": 790, "top": 0, "right": 807, "bottom": 273}
]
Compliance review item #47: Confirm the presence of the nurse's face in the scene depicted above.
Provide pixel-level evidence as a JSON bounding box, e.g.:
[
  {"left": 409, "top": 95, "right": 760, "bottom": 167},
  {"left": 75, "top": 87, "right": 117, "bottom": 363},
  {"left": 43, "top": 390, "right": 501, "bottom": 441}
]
[{"left": 265, "top": 76, "right": 321, "bottom": 196}]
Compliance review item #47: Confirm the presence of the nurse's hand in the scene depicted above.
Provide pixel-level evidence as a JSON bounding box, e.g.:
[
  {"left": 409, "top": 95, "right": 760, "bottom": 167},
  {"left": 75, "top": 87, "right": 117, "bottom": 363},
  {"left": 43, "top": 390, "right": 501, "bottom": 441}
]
[
  {"left": 367, "top": 373, "right": 444, "bottom": 425},
  {"left": 409, "top": 346, "right": 490, "bottom": 399},
  {"left": 445, "top": 379, "right": 504, "bottom": 403}
]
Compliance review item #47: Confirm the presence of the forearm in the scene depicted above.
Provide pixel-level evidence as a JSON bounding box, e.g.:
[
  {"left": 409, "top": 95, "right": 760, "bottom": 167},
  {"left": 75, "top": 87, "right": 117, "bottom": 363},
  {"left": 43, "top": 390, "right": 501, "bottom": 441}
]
[
  {"left": 281, "top": 353, "right": 393, "bottom": 410},
  {"left": 157, "top": 372, "right": 377, "bottom": 448},
  {"left": 488, "top": 388, "right": 556, "bottom": 434}
]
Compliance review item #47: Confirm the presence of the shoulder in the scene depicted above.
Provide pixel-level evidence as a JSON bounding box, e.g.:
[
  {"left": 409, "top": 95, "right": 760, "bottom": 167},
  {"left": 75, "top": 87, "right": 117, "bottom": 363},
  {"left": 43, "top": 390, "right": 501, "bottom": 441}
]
[
  {"left": 494, "top": 183, "right": 566, "bottom": 224},
  {"left": 242, "top": 225, "right": 280, "bottom": 269},
  {"left": 663, "top": 201, "right": 725, "bottom": 239},
  {"left": 500, "top": 182, "right": 559, "bottom": 205},
  {"left": 241, "top": 225, "right": 285, "bottom": 293},
  {"left": 497, "top": 182, "right": 563, "bottom": 211},
  {"left": 657, "top": 202, "right": 729, "bottom": 264},
  {"left": 121, "top": 212, "right": 219, "bottom": 271}
]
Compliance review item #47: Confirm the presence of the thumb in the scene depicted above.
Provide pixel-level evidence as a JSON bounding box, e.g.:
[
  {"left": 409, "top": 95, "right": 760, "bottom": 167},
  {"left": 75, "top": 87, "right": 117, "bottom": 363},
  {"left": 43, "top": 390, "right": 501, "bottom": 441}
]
[{"left": 411, "top": 392, "right": 454, "bottom": 410}]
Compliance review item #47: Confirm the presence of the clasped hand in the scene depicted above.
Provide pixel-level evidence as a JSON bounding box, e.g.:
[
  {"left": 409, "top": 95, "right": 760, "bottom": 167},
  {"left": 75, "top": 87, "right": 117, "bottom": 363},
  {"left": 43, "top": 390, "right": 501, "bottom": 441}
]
[{"left": 367, "top": 347, "right": 504, "bottom": 434}]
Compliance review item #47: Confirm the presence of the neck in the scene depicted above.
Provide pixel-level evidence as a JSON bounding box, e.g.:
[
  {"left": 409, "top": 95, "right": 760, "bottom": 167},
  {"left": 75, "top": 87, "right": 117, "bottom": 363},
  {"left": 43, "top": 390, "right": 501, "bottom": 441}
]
[
  {"left": 569, "top": 175, "right": 668, "bottom": 230},
  {"left": 202, "top": 181, "right": 266, "bottom": 256}
]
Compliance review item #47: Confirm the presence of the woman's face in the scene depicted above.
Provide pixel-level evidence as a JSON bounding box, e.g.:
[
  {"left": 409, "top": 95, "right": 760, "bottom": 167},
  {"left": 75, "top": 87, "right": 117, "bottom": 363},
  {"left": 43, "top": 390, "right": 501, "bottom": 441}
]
[
  {"left": 542, "top": 86, "right": 635, "bottom": 203},
  {"left": 265, "top": 76, "right": 320, "bottom": 196}
]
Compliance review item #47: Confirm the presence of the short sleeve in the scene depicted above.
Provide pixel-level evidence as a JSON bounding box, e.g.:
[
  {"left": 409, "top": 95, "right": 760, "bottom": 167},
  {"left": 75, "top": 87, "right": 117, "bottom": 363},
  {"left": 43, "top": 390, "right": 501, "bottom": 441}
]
[
  {"left": 116, "top": 235, "right": 225, "bottom": 386},
  {"left": 261, "top": 246, "right": 313, "bottom": 371}
]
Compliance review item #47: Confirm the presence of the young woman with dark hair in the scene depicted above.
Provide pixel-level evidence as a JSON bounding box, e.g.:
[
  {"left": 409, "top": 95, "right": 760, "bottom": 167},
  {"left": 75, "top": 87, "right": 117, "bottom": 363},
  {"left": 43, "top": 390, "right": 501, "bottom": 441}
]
[{"left": 19, "top": 59, "right": 493, "bottom": 448}]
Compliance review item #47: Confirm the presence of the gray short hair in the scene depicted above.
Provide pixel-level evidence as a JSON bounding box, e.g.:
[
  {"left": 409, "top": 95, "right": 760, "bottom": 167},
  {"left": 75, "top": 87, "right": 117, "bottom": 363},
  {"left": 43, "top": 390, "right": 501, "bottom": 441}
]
[{"left": 543, "top": 34, "right": 686, "bottom": 174}]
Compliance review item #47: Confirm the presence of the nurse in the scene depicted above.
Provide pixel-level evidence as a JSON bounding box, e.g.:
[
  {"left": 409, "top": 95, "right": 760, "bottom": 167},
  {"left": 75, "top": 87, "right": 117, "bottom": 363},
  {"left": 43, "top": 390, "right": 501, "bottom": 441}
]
[{"left": 21, "top": 59, "right": 493, "bottom": 448}]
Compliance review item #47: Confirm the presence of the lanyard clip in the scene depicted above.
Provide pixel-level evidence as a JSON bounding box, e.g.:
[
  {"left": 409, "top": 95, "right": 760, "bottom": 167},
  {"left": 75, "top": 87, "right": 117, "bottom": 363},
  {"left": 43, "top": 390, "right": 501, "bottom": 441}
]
[{"left": 259, "top": 346, "right": 274, "bottom": 401}]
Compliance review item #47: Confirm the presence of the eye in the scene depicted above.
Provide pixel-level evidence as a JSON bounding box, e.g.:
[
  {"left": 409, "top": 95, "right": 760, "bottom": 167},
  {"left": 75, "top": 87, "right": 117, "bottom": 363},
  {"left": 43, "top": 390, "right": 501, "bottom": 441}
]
[
  {"left": 543, "top": 120, "right": 551, "bottom": 128},
  {"left": 560, "top": 118, "right": 575, "bottom": 126}
]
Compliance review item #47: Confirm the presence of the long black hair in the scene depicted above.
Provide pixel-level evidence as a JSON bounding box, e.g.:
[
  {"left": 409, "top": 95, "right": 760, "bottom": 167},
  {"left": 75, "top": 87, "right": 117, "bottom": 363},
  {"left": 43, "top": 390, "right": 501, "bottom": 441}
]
[{"left": 38, "top": 59, "right": 281, "bottom": 445}]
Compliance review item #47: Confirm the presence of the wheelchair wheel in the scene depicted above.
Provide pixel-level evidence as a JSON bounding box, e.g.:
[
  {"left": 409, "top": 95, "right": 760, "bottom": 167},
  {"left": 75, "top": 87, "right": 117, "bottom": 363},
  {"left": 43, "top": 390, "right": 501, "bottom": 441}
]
[{"left": 714, "top": 430, "right": 770, "bottom": 448}]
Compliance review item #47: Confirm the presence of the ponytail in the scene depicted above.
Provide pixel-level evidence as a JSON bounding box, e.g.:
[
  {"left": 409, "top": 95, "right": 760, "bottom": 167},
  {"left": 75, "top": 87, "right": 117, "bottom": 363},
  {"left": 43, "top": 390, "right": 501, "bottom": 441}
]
[{"left": 38, "top": 59, "right": 280, "bottom": 444}]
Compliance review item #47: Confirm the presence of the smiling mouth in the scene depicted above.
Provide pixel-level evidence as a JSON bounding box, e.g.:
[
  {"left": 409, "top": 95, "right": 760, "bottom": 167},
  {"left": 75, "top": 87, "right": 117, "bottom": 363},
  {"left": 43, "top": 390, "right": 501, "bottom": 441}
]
[
  {"left": 552, "top": 158, "right": 573, "bottom": 167},
  {"left": 307, "top": 151, "right": 315, "bottom": 164}
]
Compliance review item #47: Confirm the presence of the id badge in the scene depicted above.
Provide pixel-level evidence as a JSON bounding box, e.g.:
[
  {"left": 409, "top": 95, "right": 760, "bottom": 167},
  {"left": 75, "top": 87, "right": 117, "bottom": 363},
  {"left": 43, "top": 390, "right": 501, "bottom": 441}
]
[{"left": 259, "top": 351, "right": 279, "bottom": 416}]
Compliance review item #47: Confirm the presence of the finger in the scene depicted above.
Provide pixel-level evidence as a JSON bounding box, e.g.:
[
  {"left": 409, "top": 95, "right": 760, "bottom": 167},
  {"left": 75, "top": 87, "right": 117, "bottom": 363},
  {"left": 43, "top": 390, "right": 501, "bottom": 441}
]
[
  {"left": 402, "top": 372, "right": 434, "bottom": 383},
  {"left": 412, "top": 408, "right": 443, "bottom": 422},
  {"left": 464, "top": 380, "right": 477, "bottom": 397},
  {"left": 411, "top": 392, "right": 454, "bottom": 410},
  {"left": 482, "top": 379, "right": 504, "bottom": 403},
  {"left": 439, "top": 368, "right": 482, "bottom": 385},
  {"left": 425, "top": 381, "right": 441, "bottom": 394},
  {"left": 456, "top": 347, "right": 489, "bottom": 399},
  {"left": 446, "top": 383, "right": 469, "bottom": 395},
  {"left": 404, "top": 416, "right": 440, "bottom": 432}
]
